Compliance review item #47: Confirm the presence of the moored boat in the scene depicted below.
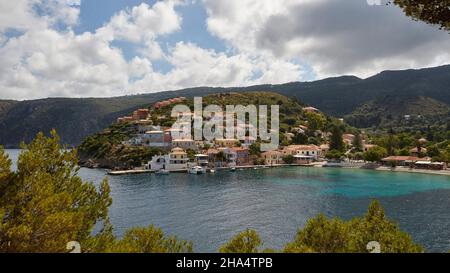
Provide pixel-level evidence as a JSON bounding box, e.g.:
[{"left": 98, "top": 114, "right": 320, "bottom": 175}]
[{"left": 189, "top": 165, "right": 206, "bottom": 174}]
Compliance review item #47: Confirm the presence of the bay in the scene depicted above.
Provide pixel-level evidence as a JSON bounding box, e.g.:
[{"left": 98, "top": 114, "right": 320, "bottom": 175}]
[{"left": 5, "top": 149, "right": 450, "bottom": 252}]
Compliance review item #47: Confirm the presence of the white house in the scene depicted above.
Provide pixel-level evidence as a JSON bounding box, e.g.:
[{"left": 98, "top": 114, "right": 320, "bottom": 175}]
[
  {"left": 148, "top": 148, "right": 189, "bottom": 171},
  {"left": 282, "top": 145, "right": 321, "bottom": 160},
  {"left": 142, "top": 130, "right": 171, "bottom": 148}
]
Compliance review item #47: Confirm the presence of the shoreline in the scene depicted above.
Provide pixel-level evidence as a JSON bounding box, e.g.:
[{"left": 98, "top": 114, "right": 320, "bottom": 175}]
[
  {"left": 105, "top": 163, "right": 316, "bottom": 176},
  {"left": 372, "top": 166, "right": 450, "bottom": 177},
  {"left": 104, "top": 163, "right": 450, "bottom": 177}
]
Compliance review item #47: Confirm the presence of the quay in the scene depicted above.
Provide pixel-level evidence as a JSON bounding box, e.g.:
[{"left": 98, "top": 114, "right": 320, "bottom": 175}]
[
  {"left": 107, "top": 169, "right": 153, "bottom": 176},
  {"left": 106, "top": 163, "right": 320, "bottom": 176}
]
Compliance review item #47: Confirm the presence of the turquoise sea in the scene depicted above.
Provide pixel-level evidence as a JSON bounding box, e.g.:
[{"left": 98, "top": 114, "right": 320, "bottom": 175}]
[{"left": 5, "top": 149, "right": 450, "bottom": 252}]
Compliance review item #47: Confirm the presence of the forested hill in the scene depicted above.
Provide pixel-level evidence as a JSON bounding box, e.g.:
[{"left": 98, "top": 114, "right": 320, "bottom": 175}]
[{"left": 1, "top": 65, "right": 450, "bottom": 147}]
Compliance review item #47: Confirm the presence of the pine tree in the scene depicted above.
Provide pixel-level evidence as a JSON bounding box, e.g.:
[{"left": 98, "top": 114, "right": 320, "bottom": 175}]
[
  {"left": 352, "top": 134, "right": 363, "bottom": 152},
  {"left": 0, "top": 130, "right": 193, "bottom": 253},
  {"left": 330, "top": 125, "right": 344, "bottom": 152},
  {"left": 220, "top": 229, "right": 262, "bottom": 253},
  {"left": 0, "top": 130, "right": 112, "bottom": 252},
  {"left": 283, "top": 200, "right": 423, "bottom": 253}
]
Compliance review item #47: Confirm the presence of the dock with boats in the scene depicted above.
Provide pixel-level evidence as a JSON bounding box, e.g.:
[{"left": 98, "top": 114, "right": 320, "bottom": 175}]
[{"left": 106, "top": 163, "right": 319, "bottom": 176}]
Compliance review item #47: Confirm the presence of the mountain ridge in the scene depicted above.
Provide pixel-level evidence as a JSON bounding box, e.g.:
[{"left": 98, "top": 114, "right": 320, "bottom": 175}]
[{"left": 1, "top": 64, "right": 450, "bottom": 147}]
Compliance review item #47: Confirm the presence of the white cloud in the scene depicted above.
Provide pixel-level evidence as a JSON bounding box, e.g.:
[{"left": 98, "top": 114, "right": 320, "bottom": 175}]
[
  {"left": 129, "top": 42, "right": 304, "bottom": 92},
  {"left": 3, "top": 0, "right": 448, "bottom": 100},
  {"left": 204, "top": 0, "right": 292, "bottom": 54},
  {"left": 0, "top": 1, "right": 182, "bottom": 99},
  {"left": 0, "top": 0, "right": 81, "bottom": 33},
  {"left": 0, "top": 29, "right": 129, "bottom": 98},
  {"left": 96, "top": 1, "right": 182, "bottom": 43},
  {"left": 0, "top": 0, "right": 306, "bottom": 100}
]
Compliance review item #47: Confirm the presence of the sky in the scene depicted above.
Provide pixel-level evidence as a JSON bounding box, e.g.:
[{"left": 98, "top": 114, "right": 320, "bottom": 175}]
[{"left": 0, "top": 0, "right": 449, "bottom": 100}]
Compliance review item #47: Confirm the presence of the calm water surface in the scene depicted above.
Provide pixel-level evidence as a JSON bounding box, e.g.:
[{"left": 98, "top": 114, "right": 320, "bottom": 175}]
[{"left": 6, "top": 149, "right": 450, "bottom": 252}]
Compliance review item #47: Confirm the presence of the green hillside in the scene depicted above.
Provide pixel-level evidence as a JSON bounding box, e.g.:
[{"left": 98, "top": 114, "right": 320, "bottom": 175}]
[
  {"left": 345, "top": 96, "right": 450, "bottom": 129},
  {"left": 1, "top": 65, "right": 450, "bottom": 147},
  {"left": 77, "top": 92, "right": 342, "bottom": 169}
]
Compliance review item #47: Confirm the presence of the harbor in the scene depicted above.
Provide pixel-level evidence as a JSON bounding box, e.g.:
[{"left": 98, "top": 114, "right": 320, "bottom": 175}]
[{"left": 106, "top": 163, "right": 319, "bottom": 176}]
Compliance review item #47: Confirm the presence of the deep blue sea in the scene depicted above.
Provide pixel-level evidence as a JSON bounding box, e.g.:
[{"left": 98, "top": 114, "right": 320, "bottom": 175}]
[{"left": 5, "top": 149, "right": 450, "bottom": 252}]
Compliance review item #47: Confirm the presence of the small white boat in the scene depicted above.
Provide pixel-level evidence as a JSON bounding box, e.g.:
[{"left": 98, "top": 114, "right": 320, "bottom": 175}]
[
  {"left": 189, "top": 166, "right": 206, "bottom": 175},
  {"left": 230, "top": 167, "right": 236, "bottom": 172},
  {"left": 155, "top": 169, "right": 170, "bottom": 175},
  {"left": 210, "top": 169, "right": 216, "bottom": 174}
]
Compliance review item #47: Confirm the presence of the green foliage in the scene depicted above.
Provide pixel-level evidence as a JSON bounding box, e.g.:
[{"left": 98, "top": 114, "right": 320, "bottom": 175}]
[
  {"left": 249, "top": 143, "right": 261, "bottom": 156},
  {"left": 352, "top": 134, "right": 363, "bottom": 152},
  {"left": 398, "top": 148, "right": 410, "bottom": 156},
  {"left": 329, "top": 124, "right": 344, "bottom": 152},
  {"left": 305, "top": 112, "right": 326, "bottom": 132},
  {"left": 108, "top": 225, "right": 193, "bottom": 253},
  {"left": 435, "top": 146, "right": 450, "bottom": 163},
  {"left": 427, "top": 146, "right": 440, "bottom": 158},
  {"left": 350, "top": 152, "right": 364, "bottom": 161},
  {"left": 325, "top": 150, "right": 344, "bottom": 160},
  {"left": 350, "top": 201, "right": 423, "bottom": 253},
  {"left": 363, "top": 146, "right": 388, "bottom": 162},
  {"left": 284, "top": 215, "right": 351, "bottom": 253},
  {"left": 345, "top": 96, "right": 450, "bottom": 130},
  {"left": 78, "top": 123, "right": 133, "bottom": 158},
  {"left": 0, "top": 130, "right": 112, "bottom": 253},
  {"left": 291, "top": 132, "right": 308, "bottom": 145},
  {"left": 0, "top": 146, "right": 13, "bottom": 194},
  {"left": 78, "top": 123, "right": 163, "bottom": 169},
  {"left": 282, "top": 155, "right": 295, "bottom": 164},
  {"left": 371, "top": 132, "right": 416, "bottom": 156},
  {"left": 0, "top": 131, "right": 192, "bottom": 253},
  {"left": 186, "top": 149, "right": 197, "bottom": 161},
  {"left": 284, "top": 200, "right": 423, "bottom": 253},
  {"left": 219, "top": 229, "right": 262, "bottom": 253},
  {"left": 392, "top": 0, "right": 450, "bottom": 31}
]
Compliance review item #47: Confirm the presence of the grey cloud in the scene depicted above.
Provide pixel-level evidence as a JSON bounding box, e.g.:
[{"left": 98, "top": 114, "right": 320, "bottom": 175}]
[{"left": 255, "top": 0, "right": 450, "bottom": 77}]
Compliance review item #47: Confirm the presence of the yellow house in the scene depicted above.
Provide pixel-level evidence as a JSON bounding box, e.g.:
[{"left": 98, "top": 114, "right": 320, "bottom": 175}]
[{"left": 261, "top": 150, "right": 284, "bottom": 165}]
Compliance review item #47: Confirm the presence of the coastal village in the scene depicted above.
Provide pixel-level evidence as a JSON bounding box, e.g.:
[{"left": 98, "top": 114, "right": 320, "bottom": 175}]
[{"left": 105, "top": 96, "right": 448, "bottom": 175}]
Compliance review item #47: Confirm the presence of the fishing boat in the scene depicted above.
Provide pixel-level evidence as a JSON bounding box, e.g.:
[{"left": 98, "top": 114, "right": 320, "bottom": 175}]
[{"left": 189, "top": 165, "right": 206, "bottom": 174}]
